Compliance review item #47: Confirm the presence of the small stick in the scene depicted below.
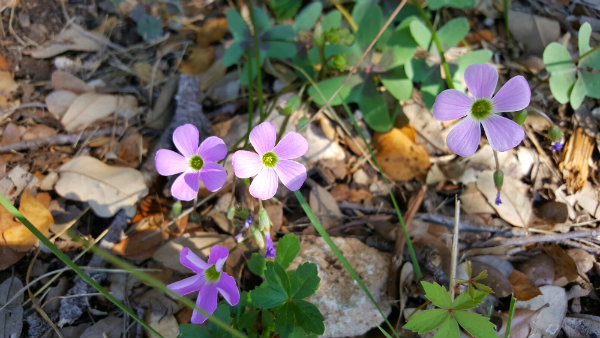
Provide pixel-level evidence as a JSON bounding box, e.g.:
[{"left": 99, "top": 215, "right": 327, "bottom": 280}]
[
  {"left": 0, "top": 127, "right": 127, "bottom": 153},
  {"left": 477, "top": 229, "right": 600, "bottom": 247},
  {"left": 449, "top": 196, "right": 460, "bottom": 300}
]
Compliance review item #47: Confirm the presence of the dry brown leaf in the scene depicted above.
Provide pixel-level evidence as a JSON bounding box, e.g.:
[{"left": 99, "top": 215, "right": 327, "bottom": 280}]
[
  {"left": 309, "top": 185, "right": 343, "bottom": 230},
  {"left": 509, "top": 269, "right": 542, "bottom": 301},
  {"left": 30, "top": 24, "right": 104, "bottom": 58},
  {"left": 0, "top": 71, "right": 18, "bottom": 94},
  {"left": 196, "top": 18, "right": 229, "bottom": 47},
  {"left": 498, "top": 308, "right": 539, "bottom": 338},
  {"left": 543, "top": 243, "right": 581, "bottom": 285},
  {"left": 21, "top": 124, "right": 57, "bottom": 141},
  {"left": 134, "top": 62, "right": 164, "bottom": 84},
  {"left": 51, "top": 71, "right": 93, "bottom": 93},
  {"left": 0, "top": 189, "right": 53, "bottom": 252},
  {"left": 179, "top": 46, "right": 215, "bottom": 75},
  {"left": 112, "top": 216, "right": 169, "bottom": 260},
  {"left": 61, "top": 92, "right": 138, "bottom": 131},
  {"left": 118, "top": 131, "right": 144, "bottom": 167},
  {"left": 373, "top": 125, "right": 430, "bottom": 181},
  {"left": 45, "top": 90, "right": 78, "bottom": 118},
  {"left": 560, "top": 128, "right": 594, "bottom": 194}
]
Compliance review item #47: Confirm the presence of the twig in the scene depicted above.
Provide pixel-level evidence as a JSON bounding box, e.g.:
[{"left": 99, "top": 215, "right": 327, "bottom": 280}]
[
  {"left": 0, "top": 103, "right": 47, "bottom": 122},
  {"left": 477, "top": 229, "right": 600, "bottom": 247},
  {"left": 418, "top": 212, "right": 520, "bottom": 234},
  {"left": 0, "top": 127, "right": 126, "bottom": 153}
]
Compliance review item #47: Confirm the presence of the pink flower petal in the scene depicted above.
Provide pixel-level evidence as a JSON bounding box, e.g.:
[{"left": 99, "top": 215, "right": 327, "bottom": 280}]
[
  {"left": 216, "top": 273, "right": 240, "bottom": 306},
  {"left": 199, "top": 162, "right": 227, "bottom": 192},
  {"left": 274, "top": 160, "right": 306, "bottom": 191},
  {"left": 432, "top": 89, "right": 473, "bottom": 121},
  {"left": 481, "top": 114, "right": 525, "bottom": 152},
  {"left": 232, "top": 150, "right": 262, "bottom": 178},
  {"left": 167, "top": 274, "right": 204, "bottom": 296},
  {"left": 173, "top": 124, "right": 199, "bottom": 157},
  {"left": 273, "top": 132, "right": 308, "bottom": 159},
  {"left": 191, "top": 284, "right": 218, "bottom": 324},
  {"left": 447, "top": 117, "right": 482, "bottom": 157},
  {"left": 465, "top": 64, "right": 498, "bottom": 99},
  {"left": 492, "top": 76, "right": 531, "bottom": 112},
  {"left": 249, "top": 167, "right": 278, "bottom": 200},
  {"left": 171, "top": 172, "right": 200, "bottom": 201},
  {"left": 155, "top": 149, "right": 188, "bottom": 176},
  {"left": 180, "top": 247, "right": 211, "bottom": 273},
  {"left": 208, "top": 245, "right": 229, "bottom": 272},
  {"left": 197, "top": 136, "right": 227, "bottom": 162},
  {"left": 250, "top": 122, "right": 276, "bottom": 154}
]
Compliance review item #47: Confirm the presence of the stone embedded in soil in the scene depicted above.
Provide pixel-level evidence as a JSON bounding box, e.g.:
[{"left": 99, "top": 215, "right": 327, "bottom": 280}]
[{"left": 288, "top": 235, "right": 392, "bottom": 338}]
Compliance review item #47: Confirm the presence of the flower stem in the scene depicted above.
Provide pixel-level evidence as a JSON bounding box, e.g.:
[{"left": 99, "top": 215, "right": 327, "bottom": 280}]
[
  {"left": 575, "top": 44, "right": 600, "bottom": 64},
  {"left": 245, "top": 49, "right": 254, "bottom": 147},
  {"left": 247, "top": 1, "right": 265, "bottom": 122},
  {"left": 294, "top": 190, "right": 400, "bottom": 338},
  {"left": 449, "top": 196, "right": 460, "bottom": 301},
  {"left": 413, "top": 0, "right": 454, "bottom": 89}
]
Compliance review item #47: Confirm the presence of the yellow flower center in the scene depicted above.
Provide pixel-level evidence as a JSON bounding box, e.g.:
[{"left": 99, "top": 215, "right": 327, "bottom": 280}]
[
  {"left": 189, "top": 155, "right": 204, "bottom": 171},
  {"left": 471, "top": 99, "right": 493, "bottom": 120},
  {"left": 262, "top": 152, "right": 278, "bottom": 168}
]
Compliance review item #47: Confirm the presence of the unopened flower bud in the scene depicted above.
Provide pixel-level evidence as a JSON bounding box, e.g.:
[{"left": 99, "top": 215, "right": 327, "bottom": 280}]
[
  {"left": 513, "top": 110, "right": 528, "bottom": 126},
  {"left": 250, "top": 226, "right": 265, "bottom": 249},
  {"left": 226, "top": 206, "right": 236, "bottom": 220},
  {"left": 548, "top": 125, "right": 563, "bottom": 142},
  {"left": 172, "top": 200, "right": 182, "bottom": 217},
  {"left": 258, "top": 208, "right": 271, "bottom": 231},
  {"left": 493, "top": 170, "right": 504, "bottom": 190},
  {"left": 314, "top": 24, "right": 324, "bottom": 47}
]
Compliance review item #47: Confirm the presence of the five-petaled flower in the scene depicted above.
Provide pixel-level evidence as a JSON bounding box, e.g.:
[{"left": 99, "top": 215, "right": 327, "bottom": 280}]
[
  {"left": 232, "top": 122, "right": 308, "bottom": 200},
  {"left": 433, "top": 64, "right": 531, "bottom": 157},
  {"left": 167, "top": 246, "right": 240, "bottom": 324},
  {"left": 155, "top": 124, "right": 227, "bottom": 201}
]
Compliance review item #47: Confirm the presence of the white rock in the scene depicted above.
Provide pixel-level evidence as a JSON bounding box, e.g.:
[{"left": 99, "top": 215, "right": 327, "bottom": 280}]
[{"left": 289, "top": 236, "right": 391, "bottom": 337}]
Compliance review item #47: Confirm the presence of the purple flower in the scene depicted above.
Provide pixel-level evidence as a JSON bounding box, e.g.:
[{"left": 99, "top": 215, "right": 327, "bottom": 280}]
[
  {"left": 232, "top": 122, "right": 308, "bottom": 200},
  {"left": 167, "top": 246, "right": 240, "bottom": 324},
  {"left": 264, "top": 232, "right": 276, "bottom": 258},
  {"left": 155, "top": 124, "right": 227, "bottom": 201},
  {"left": 495, "top": 191, "right": 502, "bottom": 205},
  {"left": 433, "top": 64, "right": 531, "bottom": 157},
  {"left": 552, "top": 141, "right": 563, "bottom": 151}
]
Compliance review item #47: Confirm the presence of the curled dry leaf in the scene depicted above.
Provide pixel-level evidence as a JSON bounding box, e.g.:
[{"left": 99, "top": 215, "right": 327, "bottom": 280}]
[
  {"left": 51, "top": 70, "right": 93, "bottom": 93},
  {"left": 55, "top": 156, "right": 148, "bottom": 217},
  {"left": 61, "top": 93, "right": 139, "bottom": 131},
  {"left": 30, "top": 24, "right": 104, "bottom": 58},
  {"left": 0, "top": 189, "right": 53, "bottom": 252},
  {"left": 508, "top": 269, "right": 542, "bottom": 301},
  {"left": 373, "top": 124, "right": 430, "bottom": 181}
]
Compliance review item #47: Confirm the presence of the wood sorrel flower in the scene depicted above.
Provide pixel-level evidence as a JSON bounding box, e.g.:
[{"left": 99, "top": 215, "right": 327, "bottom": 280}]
[
  {"left": 232, "top": 122, "right": 308, "bottom": 200},
  {"left": 433, "top": 64, "right": 531, "bottom": 157},
  {"left": 155, "top": 124, "right": 227, "bottom": 201},
  {"left": 167, "top": 246, "right": 240, "bottom": 324}
]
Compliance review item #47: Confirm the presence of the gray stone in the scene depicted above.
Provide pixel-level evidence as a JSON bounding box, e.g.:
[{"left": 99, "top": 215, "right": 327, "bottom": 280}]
[{"left": 289, "top": 236, "right": 392, "bottom": 337}]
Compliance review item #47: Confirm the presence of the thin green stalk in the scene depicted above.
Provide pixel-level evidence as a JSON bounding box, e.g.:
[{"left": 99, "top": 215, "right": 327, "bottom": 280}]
[
  {"left": 294, "top": 190, "right": 400, "bottom": 338},
  {"left": 575, "top": 44, "right": 600, "bottom": 64},
  {"left": 503, "top": 0, "right": 515, "bottom": 56},
  {"left": 505, "top": 294, "right": 517, "bottom": 338},
  {"left": 413, "top": 0, "right": 454, "bottom": 89},
  {"left": 0, "top": 193, "right": 164, "bottom": 338},
  {"left": 247, "top": 2, "right": 265, "bottom": 122},
  {"left": 245, "top": 50, "right": 254, "bottom": 147}
]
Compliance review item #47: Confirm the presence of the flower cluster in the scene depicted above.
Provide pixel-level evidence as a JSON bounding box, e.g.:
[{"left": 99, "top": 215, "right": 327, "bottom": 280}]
[
  {"left": 156, "top": 122, "right": 308, "bottom": 324},
  {"left": 433, "top": 64, "right": 531, "bottom": 157}
]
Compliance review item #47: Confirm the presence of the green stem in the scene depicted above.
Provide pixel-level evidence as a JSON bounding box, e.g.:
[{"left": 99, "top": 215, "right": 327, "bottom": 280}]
[
  {"left": 245, "top": 50, "right": 254, "bottom": 147},
  {"left": 0, "top": 194, "right": 164, "bottom": 338},
  {"left": 575, "top": 44, "right": 600, "bottom": 64},
  {"left": 505, "top": 295, "right": 517, "bottom": 338},
  {"left": 503, "top": 0, "right": 514, "bottom": 56},
  {"left": 247, "top": 2, "right": 265, "bottom": 122},
  {"left": 294, "top": 190, "right": 400, "bottom": 338},
  {"left": 413, "top": 0, "right": 454, "bottom": 89}
]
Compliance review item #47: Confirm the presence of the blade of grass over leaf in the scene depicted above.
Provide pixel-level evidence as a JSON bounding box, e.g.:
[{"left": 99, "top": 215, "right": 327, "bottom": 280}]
[
  {"left": 0, "top": 193, "right": 165, "bottom": 338},
  {"left": 294, "top": 190, "right": 400, "bottom": 338},
  {"left": 505, "top": 294, "right": 517, "bottom": 338}
]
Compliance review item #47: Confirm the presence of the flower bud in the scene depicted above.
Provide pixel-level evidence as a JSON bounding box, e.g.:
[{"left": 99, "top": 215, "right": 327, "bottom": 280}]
[
  {"left": 250, "top": 226, "right": 265, "bottom": 249},
  {"left": 314, "top": 24, "right": 324, "bottom": 47},
  {"left": 226, "top": 206, "right": 236, "bottom": 220},
  {"left": 493, "top": 170, "right": 504, "bottom": 190},
  {"left": 258, "top": 208, "right": 271, "bottom": 231},
  {"left": 172, "top": 200, "right": 182, "bottom": 217},
  {"left": 548, "top": 125, "right": 563, "bottom": 142},
  {"left": 513, "top": 110, "right": 528, "bottom": 125}
]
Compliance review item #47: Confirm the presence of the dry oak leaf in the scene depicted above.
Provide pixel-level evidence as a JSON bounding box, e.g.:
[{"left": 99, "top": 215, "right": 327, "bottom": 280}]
[
  {"left": 0, "top": 189, "right": 53, "bottom": 252},
  {"left": 29, "top": 24, "right": 104, "bottom": 58},
  {"left": 373, "top": 125, "right": 430, "bottom": 181},
  {"left": 61, "top": 92, "right": 138, "bottom": 131},
  {"left": 55, "top": 156, "right": 148, "bottom": 217}
]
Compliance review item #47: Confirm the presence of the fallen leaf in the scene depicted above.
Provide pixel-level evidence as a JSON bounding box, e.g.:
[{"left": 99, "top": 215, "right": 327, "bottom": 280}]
[
  {"left": 477, "top": 170, "right": 532, "bottom": 227},
  {"left": 0, "top": 71, "right": 18, "bottom": 94},
  {"left": 179, "top": 46, "right": 215, "bottom": 75},
  {"left": 51, "top": 70, "right": 93, "bottom": 93},
  {"left": 0, "top": 166, "right": 37, "bottom": 203},
  {"left": 134, "top": 62, "right": 164, "bottom": 84},
  {"left": 0, "top": 277, "right": 23, "bottom": 338},
  {"left": 566, "top": 248, "right": 595, "bottom": 275},
  {"left": 55, "top": 156, "right": 148, "bottom": 217},
  {"left": 516, "top": 285, "right": 567, "bottom": 338},
  {"left": 112, "top": 216, "right": 169, "bottom": 260},
  {"left": 21, "top": 124, "right": 57, "bottom": 141},
  {"left": 80, "top": 315, "right": 122, "bottom": 338},
  {"left": 1, "top": 189, "right": 53, "bottom": 252},
  {"left": 518, "top": 254, "right": 555, "bottom": 287},
  {"left": 30, "top": 24, "right": 105, "bottom": 58},
  {"left": 373, "top": 125, "right": 430, "bottom": 181},
  {"left": 61, "top": 92, "right": 139, "bottom": 131},
  {"left": 309, "top": 185, "right": 343, "bottom": 229},
  {"left": 147, "top": 313, "right": 179, "bottom": 338},
  {"left": 196, "top": 17, "right": 229, "bottom": 47},
  {"left": 543, "top": 243, "right": 580, "bottom": 286},
  {"left": 498, "top": 308, "right": 539, "bottom": 338},
  {"left": 469, "top": 258, "right": 513, "bottom": 297},
  {"left": 508, "top": 11, "right": 560, "bottom": 54},
  {"left": 509, "top": 269, "right": 542, "bottom": 301},
  {"left": 45, "top": 90, "right": 78, "bottom": 118},
  {"left": 118, "top": 131, "right": 144, "bottom": 167},
  {"left": 563, "top": 315, "right": 600, "bottom": 338},
  {"left": 153, "top": 233, "right": 235, "bottom": 273}
]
